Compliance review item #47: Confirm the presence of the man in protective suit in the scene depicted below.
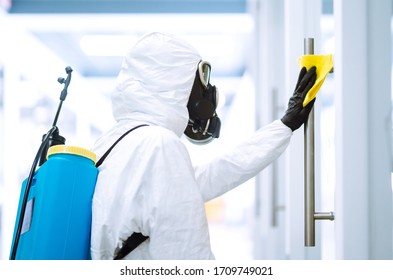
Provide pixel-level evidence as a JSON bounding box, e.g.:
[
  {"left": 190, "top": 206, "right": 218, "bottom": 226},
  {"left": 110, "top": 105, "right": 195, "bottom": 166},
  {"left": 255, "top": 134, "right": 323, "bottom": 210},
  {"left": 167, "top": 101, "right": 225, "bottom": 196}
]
[{"left": 90, "top": 32, "right": 316, "bottom": 260}]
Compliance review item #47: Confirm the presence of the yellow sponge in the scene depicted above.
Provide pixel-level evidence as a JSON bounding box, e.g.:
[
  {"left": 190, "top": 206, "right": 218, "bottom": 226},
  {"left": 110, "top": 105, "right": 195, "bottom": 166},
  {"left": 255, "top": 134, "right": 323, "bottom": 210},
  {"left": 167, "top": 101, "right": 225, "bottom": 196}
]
[{"left": 298, "top": 54, "right": 333, "bottom": 107}]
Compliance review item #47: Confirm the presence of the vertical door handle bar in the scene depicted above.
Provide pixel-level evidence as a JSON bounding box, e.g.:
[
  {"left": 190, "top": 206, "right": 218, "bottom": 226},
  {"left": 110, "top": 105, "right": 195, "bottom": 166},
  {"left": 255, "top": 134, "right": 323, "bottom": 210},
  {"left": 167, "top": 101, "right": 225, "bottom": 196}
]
[{"left": 304, "top": 38, "right": 335, "bottom": 247}]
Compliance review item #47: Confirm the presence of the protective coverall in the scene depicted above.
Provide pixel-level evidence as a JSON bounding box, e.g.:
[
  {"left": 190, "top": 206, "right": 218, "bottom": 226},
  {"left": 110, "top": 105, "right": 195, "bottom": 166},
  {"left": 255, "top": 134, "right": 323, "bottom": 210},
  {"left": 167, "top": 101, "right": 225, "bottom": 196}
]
[{"left": 90, "top": 32, "right": 314, "bottom": 259}]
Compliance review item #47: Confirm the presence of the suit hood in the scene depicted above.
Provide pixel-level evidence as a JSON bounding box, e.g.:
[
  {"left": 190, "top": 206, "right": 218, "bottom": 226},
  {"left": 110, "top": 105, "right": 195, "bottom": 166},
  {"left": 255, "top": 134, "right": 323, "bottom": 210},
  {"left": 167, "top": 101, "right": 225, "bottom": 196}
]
[{"left": 111, "top": 32, "right": 202, "bottom": 137}]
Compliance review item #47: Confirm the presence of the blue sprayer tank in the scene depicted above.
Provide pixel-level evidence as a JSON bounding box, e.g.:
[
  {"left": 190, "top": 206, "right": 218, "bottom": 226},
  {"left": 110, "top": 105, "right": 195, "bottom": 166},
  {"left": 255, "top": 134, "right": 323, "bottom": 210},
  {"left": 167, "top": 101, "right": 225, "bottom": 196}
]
[{"left": 10, "top": 145, "right": 98, "bottom": 260}]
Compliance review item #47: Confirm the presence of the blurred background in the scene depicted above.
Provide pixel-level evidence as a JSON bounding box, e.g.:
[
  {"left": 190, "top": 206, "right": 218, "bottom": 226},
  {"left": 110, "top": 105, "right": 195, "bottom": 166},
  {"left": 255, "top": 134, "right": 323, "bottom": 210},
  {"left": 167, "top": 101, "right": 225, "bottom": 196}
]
[{"left": 0, "top": 0, "right": 392, "bottom": 260}]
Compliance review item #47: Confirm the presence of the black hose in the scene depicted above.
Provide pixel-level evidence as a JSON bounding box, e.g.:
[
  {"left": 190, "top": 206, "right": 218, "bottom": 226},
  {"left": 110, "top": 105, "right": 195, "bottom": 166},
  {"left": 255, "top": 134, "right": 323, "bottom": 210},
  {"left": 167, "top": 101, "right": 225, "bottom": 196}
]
[{"left": 10, "top": 126, "right": 58, "bottom": 260}]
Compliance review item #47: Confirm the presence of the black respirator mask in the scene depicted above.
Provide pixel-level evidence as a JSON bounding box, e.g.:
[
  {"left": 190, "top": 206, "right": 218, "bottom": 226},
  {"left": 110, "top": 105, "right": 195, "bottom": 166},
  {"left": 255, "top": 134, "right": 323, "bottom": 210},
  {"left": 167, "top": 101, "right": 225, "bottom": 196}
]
[{"left": 184, "top": 61, "right": 221, "bottom": 144}]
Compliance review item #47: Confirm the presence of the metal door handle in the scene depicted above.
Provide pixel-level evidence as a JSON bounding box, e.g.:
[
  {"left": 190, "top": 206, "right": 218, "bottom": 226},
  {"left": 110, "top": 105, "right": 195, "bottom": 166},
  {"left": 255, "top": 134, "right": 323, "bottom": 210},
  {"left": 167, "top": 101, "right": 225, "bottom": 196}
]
[{"left": 303, "top": 38, "right": 335, "bottom": 247}]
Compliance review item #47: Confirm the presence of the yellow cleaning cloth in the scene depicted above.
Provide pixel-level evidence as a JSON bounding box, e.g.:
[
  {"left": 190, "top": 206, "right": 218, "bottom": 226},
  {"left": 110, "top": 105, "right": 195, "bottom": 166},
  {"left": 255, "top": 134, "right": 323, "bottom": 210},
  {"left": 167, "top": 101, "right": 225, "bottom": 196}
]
[{"left": 298, "top": 54, "right": 333, "bottom": 107}]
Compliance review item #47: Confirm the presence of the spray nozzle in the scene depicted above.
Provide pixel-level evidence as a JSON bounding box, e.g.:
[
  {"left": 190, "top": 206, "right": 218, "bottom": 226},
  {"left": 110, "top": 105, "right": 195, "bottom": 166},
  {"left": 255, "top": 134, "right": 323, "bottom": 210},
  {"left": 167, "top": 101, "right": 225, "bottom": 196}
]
[{"left": 58, "top": 66, "right": 73, "bottom": 101}]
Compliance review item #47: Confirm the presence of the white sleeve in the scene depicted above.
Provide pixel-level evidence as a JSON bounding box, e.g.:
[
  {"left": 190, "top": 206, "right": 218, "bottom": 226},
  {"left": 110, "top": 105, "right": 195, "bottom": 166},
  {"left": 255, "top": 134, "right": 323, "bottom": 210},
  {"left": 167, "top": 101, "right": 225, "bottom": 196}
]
[{"left": 194, "top": 120, "right": 292, "bottom": 202}]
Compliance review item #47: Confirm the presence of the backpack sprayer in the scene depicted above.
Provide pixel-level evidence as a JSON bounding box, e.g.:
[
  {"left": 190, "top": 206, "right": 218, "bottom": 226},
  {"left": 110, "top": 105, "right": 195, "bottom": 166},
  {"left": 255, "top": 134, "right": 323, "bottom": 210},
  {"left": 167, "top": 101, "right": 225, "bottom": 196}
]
[{"left": 9, "top": 66, "right": 98, "bottom": 260}]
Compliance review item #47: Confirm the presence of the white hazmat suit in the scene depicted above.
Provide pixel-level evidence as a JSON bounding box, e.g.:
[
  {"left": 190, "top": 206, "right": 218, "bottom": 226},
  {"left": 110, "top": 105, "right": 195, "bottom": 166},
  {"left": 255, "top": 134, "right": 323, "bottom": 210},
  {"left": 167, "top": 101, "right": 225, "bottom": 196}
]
[{"left": 90, "top": 32, "right": 295, "bottom": 260}]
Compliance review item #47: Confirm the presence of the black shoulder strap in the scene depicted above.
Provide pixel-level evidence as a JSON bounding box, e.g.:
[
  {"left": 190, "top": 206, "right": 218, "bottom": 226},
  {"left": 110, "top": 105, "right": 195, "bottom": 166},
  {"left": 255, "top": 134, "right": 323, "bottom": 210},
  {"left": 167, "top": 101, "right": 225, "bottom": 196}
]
[
  {"left": 94, "top": 124, "right": 149, "bottom": 259},
  {"left": 96, "top": 124, "right": 148, "bottom": 167},
  {"left": 114, "top": 233, "right": 149, "bottom": 260}
]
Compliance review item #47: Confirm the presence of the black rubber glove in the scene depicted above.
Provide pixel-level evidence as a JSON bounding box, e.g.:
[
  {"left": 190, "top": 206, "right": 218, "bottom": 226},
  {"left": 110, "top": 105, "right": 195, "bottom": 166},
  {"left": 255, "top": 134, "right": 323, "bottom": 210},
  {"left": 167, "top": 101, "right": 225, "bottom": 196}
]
[{"left": 281, "top": 66, "right": 317, "bottom": 131}]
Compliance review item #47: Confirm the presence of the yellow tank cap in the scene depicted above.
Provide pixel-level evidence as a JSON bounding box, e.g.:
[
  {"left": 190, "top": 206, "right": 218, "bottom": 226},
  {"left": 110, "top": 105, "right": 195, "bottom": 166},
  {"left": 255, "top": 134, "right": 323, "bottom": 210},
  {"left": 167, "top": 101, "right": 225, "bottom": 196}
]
[{"left": 47, "top": 145, "right": 96, "bottom": 164}]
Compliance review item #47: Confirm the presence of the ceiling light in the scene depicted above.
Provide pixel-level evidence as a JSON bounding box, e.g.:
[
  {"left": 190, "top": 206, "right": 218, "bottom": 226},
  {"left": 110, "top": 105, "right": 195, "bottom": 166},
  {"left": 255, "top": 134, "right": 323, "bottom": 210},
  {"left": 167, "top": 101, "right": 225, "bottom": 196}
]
[{"left": 80, "top": 35, "right": 138, "bottom": 56}]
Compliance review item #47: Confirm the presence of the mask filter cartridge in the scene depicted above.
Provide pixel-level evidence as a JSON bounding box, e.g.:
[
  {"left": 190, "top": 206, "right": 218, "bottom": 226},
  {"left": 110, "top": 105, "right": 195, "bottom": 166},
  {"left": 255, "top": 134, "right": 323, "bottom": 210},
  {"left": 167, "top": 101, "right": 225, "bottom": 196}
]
[{"left": 185, "top": 61, "right": 221, "bottom": 144}]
